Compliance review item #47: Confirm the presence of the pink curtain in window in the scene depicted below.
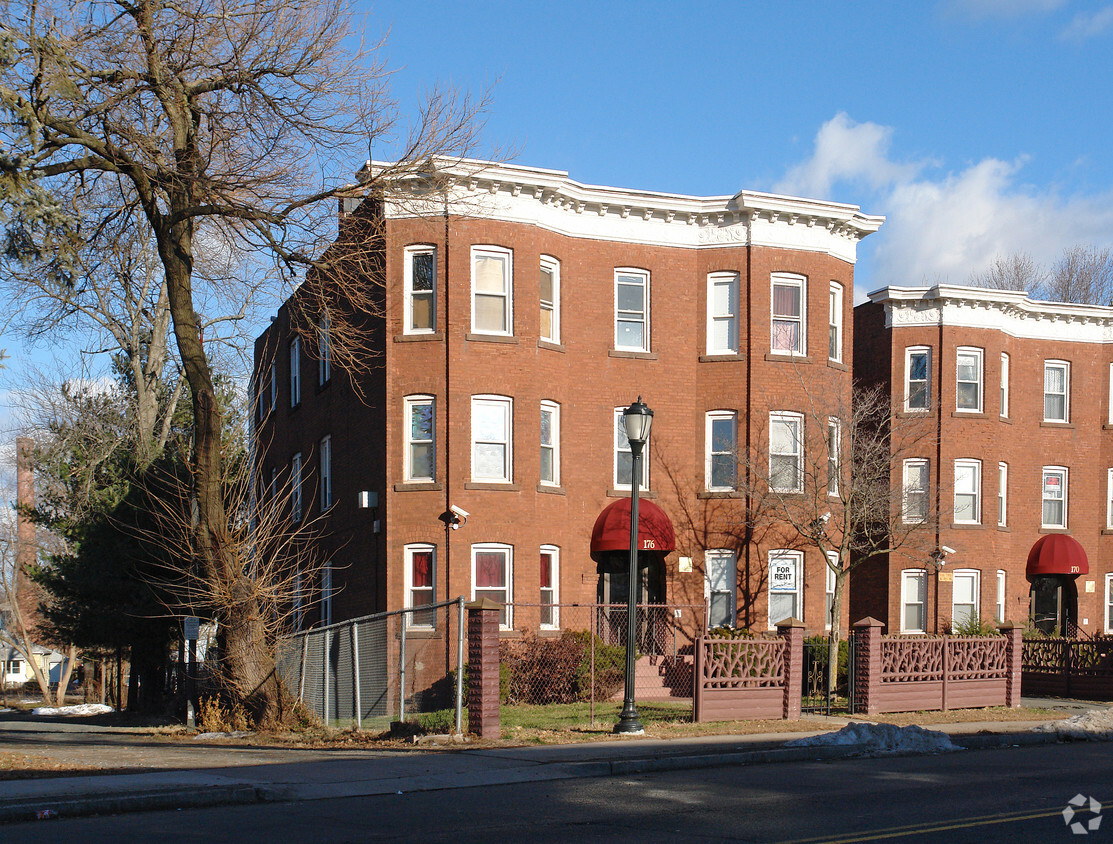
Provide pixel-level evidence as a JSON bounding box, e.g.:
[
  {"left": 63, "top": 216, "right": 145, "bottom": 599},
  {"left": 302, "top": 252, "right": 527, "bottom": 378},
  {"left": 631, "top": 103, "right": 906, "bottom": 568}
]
[
  {"left": 476, "top": 552, "right": 505, "bottom": 587},
  {"left": 773, "top": 284, "right": 800, "bottom": 317},
  {"left": 540, "top": 553, "right": 552, "bottom": 588},
  {"left": 412, "top": 551, "right": 432, "bottom": 588}
]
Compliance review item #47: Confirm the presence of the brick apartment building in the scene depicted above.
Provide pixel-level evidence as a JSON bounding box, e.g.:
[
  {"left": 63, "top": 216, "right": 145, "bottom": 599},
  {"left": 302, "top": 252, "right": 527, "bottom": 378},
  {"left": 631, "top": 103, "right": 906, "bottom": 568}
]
[
  {"left": 854, "top": 284, "right": 1113, "bottom": 636},
  {"left": 253, "top": 159, "right": 883, "bottom": 637}
]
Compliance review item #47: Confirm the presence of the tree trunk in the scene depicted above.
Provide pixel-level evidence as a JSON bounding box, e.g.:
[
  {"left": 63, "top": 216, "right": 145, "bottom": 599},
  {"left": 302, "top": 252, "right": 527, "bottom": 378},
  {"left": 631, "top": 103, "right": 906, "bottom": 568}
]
[{"left": 827, "top": 571, "right": 846, "bottom": 697}]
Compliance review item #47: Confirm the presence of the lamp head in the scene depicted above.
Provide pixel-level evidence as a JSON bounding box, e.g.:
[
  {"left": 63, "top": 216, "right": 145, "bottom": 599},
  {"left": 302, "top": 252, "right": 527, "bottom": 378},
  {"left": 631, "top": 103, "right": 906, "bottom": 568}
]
[{"left": 623, "top": 396, "right": 654, "bottom": 445}]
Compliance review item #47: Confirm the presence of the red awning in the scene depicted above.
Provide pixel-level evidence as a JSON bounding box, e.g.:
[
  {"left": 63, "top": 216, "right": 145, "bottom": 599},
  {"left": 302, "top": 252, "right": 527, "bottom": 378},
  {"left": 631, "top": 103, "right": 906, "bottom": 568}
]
[
  {"left": 1026, "top": 534, "right": 1089, "bottom": 578},
  {"left": 590, "top": 497, "right": 676, "bottom": 561}
]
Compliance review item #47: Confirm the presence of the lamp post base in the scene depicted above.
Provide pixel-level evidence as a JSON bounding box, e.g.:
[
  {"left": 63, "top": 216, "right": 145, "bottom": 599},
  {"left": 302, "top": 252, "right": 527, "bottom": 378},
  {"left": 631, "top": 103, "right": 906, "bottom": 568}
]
[{"left": 614, "top": 706, "right": 644, "bottom": 735}]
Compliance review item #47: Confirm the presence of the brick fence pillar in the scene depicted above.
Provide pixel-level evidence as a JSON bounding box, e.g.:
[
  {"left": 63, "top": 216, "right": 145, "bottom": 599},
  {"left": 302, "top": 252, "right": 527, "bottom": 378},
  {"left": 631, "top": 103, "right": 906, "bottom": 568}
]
[
  {"left": 852, "top": 617, "right": 885, "bottom": 716},
  {"left": 777, "top": 618, "right": 805, "bottom": 720},
  {"left": 999, "top": 622, "right": 1023, "bottom": 708},
  {"left": 466, "top": 599, "right": 501, "bottom": 739}
]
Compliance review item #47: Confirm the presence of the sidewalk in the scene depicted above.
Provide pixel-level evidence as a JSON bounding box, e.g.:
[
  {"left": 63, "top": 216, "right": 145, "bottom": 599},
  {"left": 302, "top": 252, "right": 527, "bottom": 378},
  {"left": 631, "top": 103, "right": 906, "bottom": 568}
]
[{"left": 0, "top": 701, "right": 1103, "bottom": 824}]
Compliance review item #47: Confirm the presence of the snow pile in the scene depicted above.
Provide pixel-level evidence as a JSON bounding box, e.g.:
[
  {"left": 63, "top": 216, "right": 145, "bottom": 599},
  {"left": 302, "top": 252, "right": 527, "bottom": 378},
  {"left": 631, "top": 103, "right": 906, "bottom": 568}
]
[
  {"left": 0, "top": 708, "right": 13, "bottom": 713},
  {"left": 32, "top": 703, "right": 114, "bottom": 717},
  {"left": 194, "top": 730, "right": 252, "bottom": 740},
  {"left": 1033, "top": 708, "right": 1113, "bottom": 741},
  {"left": 786, "top": 722, "right": 960, "bottom": 755}
]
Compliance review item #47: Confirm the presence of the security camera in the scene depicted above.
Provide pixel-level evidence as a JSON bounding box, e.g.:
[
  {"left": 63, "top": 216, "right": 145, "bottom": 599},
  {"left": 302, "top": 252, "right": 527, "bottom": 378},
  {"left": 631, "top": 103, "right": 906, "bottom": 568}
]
[
  {"left": 450, "top": 505, "right": 470, "bottom": 521},
  {"left": 820, "top": 512, "right": 832, "bottom": 524},
  {"left": 940, "top": 545, "right": 956, "bottom": 556}
]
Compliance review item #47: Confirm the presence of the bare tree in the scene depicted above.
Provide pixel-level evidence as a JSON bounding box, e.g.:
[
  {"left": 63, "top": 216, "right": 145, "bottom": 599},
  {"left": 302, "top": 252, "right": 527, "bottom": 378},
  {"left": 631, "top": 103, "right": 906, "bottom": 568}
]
[
  {"left": 1046, "top": 245, "right": 1113, "bottom": 305},
  {"left": 0, "top": 0, "right": 486, "bottom": 723},
  {"left": 968, "top": 252, "right": 1044, "bottom": 293}
]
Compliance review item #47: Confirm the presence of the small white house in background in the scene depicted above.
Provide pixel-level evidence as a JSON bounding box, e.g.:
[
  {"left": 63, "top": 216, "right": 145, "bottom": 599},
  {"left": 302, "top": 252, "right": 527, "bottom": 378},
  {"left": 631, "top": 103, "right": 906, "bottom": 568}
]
[{"left": 2, "top": 644, "right": 70, "bottom": 688}]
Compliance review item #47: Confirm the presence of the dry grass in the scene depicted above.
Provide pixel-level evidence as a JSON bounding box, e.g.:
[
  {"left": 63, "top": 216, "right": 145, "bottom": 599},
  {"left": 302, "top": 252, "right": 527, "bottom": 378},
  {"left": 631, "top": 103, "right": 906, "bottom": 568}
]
[{"left": 0, "top": 752, "right": 117, "bottom": 780}]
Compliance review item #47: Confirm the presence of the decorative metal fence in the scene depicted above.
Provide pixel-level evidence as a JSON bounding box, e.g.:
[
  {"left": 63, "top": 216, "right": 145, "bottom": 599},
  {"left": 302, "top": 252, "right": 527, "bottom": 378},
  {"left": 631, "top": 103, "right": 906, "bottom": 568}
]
[
  {"left": 1022, "top": 636, "right": 1113, "bottom": 699},
  {"left": 277, "top": 597, "right": 466, "bottom": 732},
  {"left": 802, "top": 636, "right": 854, "bottom": 715}
]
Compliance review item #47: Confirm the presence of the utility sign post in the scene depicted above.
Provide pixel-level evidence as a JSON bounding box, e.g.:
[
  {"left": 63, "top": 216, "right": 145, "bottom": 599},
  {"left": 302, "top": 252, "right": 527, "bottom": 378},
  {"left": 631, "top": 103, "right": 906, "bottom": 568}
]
[{"left": 184, "top": 616, "right": 200, "bottom": 727}]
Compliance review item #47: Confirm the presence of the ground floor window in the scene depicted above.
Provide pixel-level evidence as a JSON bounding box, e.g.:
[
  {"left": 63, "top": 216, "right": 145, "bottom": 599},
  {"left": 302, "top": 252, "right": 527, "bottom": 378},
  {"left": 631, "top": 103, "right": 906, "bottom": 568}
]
[
  {"left": 540, "top": 546, "right": 559, "bottom": 628},
  {"left": 901, "top": 570, "right": 926, "bottom": 633},
  {"left": 951, "top": 569, "right": 980, "bottom": 629},
  {"left": 405, "top": 544, "right": 436, "bottom": 627},
  {"left": 706, "top": 550, "right": 737, "bottom": 628},
  {"left": 1106, "top": 574, "right": 1113, "bottom": 633},
  {"left": 768, "top": 550, "right": 801, "bottom": 628},
  {"left": 473, "top": 544, "right": 512, "bottom": 628},
  {"left": 826, "top": 552, "right": 838, "bottom": 630}
]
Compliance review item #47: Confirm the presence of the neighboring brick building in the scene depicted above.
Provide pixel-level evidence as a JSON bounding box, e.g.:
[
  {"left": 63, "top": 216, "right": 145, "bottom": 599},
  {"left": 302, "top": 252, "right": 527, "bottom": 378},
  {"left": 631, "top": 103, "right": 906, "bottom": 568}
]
[
  {"left": 854, "top": 284, "right": 1113, "bottom": 636},
  {"left": 253, "top": 158, "right": 882, "bottom": 637}
]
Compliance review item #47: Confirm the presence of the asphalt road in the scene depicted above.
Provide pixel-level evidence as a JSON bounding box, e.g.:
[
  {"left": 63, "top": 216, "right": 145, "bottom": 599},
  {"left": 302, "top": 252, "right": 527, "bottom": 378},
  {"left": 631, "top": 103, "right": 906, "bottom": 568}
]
[{"left": 6, "top": 741, "right": 1108, "bottom": 842}]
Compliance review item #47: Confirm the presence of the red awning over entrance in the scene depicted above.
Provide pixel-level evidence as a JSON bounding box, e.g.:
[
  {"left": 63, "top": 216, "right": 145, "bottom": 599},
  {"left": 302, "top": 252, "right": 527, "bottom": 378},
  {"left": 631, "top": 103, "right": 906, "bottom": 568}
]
[
  {"left": 1026, "top": 534, "right": 1089, "bottom": 578},
  {"left": 590, "top": 498, "right": 676, "bottom": 561}
]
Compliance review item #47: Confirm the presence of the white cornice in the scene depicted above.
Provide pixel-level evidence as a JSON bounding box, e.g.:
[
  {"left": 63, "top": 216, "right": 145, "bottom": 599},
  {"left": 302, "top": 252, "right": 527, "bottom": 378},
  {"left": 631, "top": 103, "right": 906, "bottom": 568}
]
[
  {"left": 359, "top": 157, "right": 883, "bottom": 264},
  {"left": 868, "top": 284, "right": 1113, "bottom": 343}
]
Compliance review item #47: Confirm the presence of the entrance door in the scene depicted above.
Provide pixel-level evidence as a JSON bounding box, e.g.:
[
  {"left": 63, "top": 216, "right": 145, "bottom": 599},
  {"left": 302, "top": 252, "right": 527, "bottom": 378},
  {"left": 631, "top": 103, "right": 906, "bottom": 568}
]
[
  {"left": 596, "top": 551, "right": 666, "bottom": 652},
  {"left": 1030, "top": 574, "right": 1076, "bottom": 635}
]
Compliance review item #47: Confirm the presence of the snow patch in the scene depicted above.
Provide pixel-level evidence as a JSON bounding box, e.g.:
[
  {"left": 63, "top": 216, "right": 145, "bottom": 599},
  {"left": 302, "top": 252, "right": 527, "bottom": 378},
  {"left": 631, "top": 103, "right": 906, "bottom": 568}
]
[
  {"left": 785, "top": 722, "right": 961, "bottom": 755},
  {"left": 1033, "top": 708, "right": 1113, "bottom": 740},
  {"left": 31, "top": 703, "right": 115, "bottom": 717},
  {"left": 194, "top": 731, "right": 252, "bottom": 740},
  {"left": 0, "top": 708, "right": 13, "bottom": 713}
]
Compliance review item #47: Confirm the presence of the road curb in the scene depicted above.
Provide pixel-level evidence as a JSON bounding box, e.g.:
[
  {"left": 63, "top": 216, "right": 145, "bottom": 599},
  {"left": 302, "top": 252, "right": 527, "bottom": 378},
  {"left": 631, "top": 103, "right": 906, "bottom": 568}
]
[{"left": 0, "top": 783, "right": 264, "bottom": 824}]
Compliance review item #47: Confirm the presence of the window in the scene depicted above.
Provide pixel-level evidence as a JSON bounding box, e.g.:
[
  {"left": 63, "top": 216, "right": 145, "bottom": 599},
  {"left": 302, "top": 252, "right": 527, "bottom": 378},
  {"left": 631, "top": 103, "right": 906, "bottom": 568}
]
[
  {"left": 472, "top": 396, "right": 512, "bottom": 483},
  {"left": 827, "top": 418, "right": 840, "bottom": 497},
  {"left": 1000, "top": 353, "right": 1009, "bottom": 417},
  {"left": 705, "top": 411, "right": 737, "bottom": 491},
  {"left": 540, "top": 401, "right": 560, "bottom": 486},
  {"left": 769, "top": 412, "right": 803, "bottom": 493},
  {"left": 321, "top": 564, "right": 333, "bottom": 627},
  {"left": 901, "top": 570, "right": 927, "bottom": 633},
  {"left": 1108, "top": 469, "right": 1113, "bottom": 529},
  {"left": 998, "top": 462, "right": 1008, "bottom": 527},
  {"left": 405, "top": 245, "right": 436, "bottom": 334},
  {"left": 954, "top": 459, "right": 981, "bottom": 524},
  {"left": 405, "top": 544, "right": 436, "bottom": 627},
  {"left": 1106, "top": 574, "right": 1113, "bottom": 633},
  {"left": 829, "top": 282, "right": 843, "bottom": 362},
  {"left": 768, "top": 550, "right": 801, "bottom": 628},
  {"left": 1042, "top": 466, "right": 1067, "bottom": 528},
  {"left": 289, "top": 336, "right": 301, "bottom": 407},
  {"left": 706, "top": 550, "right": 737, "bottom": 628},
  {"left": 771, "top": 274, "right": 805, "bottom": 355},
  {"left": 996, "top": 570, "right": 1007, "bottom": 623},
  {"left": 956, "top": 347, "right": 982, "bottom": 412},
  {"left": 471, "top": 246, "right": 512, "bottom": 335},
  {"left": 826, "top": 552, "right": 838, "bottom": 630},
  {"left": 951, "top": 569, "right": 980, "bottom": 629},
  {"left": 291, "top": 452, "right": 302, "bottom": 522},
  {"left": 540, "top": 256, "right": 559, "bottom": 343},
  {"left": 472, "top": 544, "right": 512, "bottom": 628},
  {"left": 258, "top": 363, "right": 276, "bottom": 421},
  {"left": 905, "top": 347, "right": 931, "bottom": 412},
  {"left": 318, "top": 315, "right": 330, "bottom": 386},
  {"left": 614, "top": 269, "right": 649, "bottom": 351},
  {"left": 1043, "top": 360, "right": 1070, "bottom": 422},
  {"left": 903, "top": 460, "right": 930, "bottom": 523},
  {"left": 319, "top": 435, "right": 332, "bottom": 510},
  {"left": 614, "top": 407, "right": 649, "bottom": 490},
  {"left": 404, "top": 396, "right": 435, "bottom": 482},
  {"left": 540, "top": 546, "right": 559, "bottom": 629},
  {"left": 707, "top": 272, "right": 739, "bottom": 354}
]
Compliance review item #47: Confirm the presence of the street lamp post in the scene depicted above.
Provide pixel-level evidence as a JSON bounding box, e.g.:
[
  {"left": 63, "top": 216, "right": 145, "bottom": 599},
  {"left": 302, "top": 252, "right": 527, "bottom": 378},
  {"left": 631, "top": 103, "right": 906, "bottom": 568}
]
[{"left": 615, "top": 396, "right": 653, "bottom": 735}]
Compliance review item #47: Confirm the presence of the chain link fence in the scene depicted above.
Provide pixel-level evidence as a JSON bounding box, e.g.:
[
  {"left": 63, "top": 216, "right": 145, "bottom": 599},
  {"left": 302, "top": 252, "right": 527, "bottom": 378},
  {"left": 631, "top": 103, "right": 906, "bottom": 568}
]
[{"left": 277, "top": 597, "right": 466, "bottom": 732}]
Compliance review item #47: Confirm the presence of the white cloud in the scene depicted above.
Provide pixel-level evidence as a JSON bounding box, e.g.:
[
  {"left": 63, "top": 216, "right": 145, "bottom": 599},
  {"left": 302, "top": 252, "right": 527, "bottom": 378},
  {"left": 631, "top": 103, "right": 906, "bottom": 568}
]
[
  {"left": 1060, "top": 5, "right": 1113, "bottom": 39},
  {"left": 779, "top": 113, "right": 1113, "bottom": 297}
]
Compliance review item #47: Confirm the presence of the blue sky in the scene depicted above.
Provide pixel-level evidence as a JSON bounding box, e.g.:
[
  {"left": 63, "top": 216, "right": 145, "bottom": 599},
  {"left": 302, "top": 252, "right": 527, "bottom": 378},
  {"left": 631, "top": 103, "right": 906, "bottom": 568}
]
[{"left": 372, "top": 0, "right": 1113, "bottom": 298}]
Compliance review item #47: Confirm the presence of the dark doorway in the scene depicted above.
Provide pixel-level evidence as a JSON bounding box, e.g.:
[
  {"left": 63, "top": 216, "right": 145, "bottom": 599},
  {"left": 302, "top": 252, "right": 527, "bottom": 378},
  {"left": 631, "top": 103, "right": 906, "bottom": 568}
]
[{"left": 1029, "top": 574, "right": 1078, "bottom": 635}]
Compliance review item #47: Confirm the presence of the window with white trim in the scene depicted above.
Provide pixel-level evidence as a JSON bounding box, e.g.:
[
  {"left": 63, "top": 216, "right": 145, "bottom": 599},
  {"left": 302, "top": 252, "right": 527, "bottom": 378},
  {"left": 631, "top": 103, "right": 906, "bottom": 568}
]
[
  {"left": 404, "top": 396, "right": 435, "bottom": 482},
  {"left": 956, "top": 347, "right": 982, "bottom": 412},
  {"left": 954, "top": 459, "right": 981, "bottom": 524},
  {"left": 472, "top": 543, "right": 512, "bottom": 628},
  {"left": 258, "top": 363, "right": 276, "bottom": 421},
  {"left": 769, "top": 412, "right": 803, "bottom": 493},
  {"left": 1000, "top": 353, "right": 1009, "bottom": 417},
  {"left": 471, "top": 246, "right": 513, "bottom": 335},
  {"left": 901, "top": 570, "right": 926, "bottom": 633},
  {"left": 707, "top": 272, "right": 739, "bottom": 354},
  {"left": 405, "top": 245, "right": 436, "bottom": 334},
  {"left": 321, "top": 564, "right": 333, "bottom": 627},
  {"left": 951, "top": 569, "right": 980, "bottom": 629},
  {"left": 996, "top": 570, "right": 1007, "bottom": 623},
  {"left": 540, "top": 256, "right": 560, "bottom": 344},
  {"left": 1108, "top": 468, "right": 1113, "bottom": 529},
  {"left": 291, "top": 452, "right": 302, "bottom": 522},
  {"left": 829, "top": 282, "right": 843, "bottom": 362},
  {"left": 1042, "top": 466, "right": 1067, "bottom": 529},
  {"left": 905, "top": 347, "right": 931, "bottom": 412},
  {"left": 1105, "top": 574, "right": 1113, "bottom": 633},
  {"left": 1109, "top": 364, "right": 1113, "bottom": 425},
  {"left": 540, "top": 401, "right": 560, "bottom": 486},
  {"left": 768, "top": 550, "right": 801, "bottom": 628},
  {"left": 705, "top": 411, "right": 737, "bottom": 491},
  {"left": 706, "top": 550, "right": 737, "bottom": 628},
  {"left": 318, "top": 315, "right": 330, "bottom": 386},
  {"left": 405, "top": 544, "right": 436, "bottom": 627},
  {"left": 826, "top": 552, "right": 838, "bottom": 630},
  {"left": 771, "top": 274, "right": 806, "bottom": 355},
  {"left": 998, "top": 462, "right": 1008, "bottom": 527},
  {"left": 903, "top": 459, "right": 929, "bottom": 523},
  {"left": 1043, "top": 360, "right": 1070, "bottom": 422},
  {"left": 540, "top": 546, "right": 559, "bottom": 629},
  {"left": 472, "top": 396, "right": 513, "bottom": 483},
  {"left": 319, "top": 435, "right": 332, "bottom": 510},
  {"left": 289, "top": 336, "right": 301, "bottom": 407},
  {"left": 614, "top": 408, "right": 649, "bottom": 490},
  {"left": 827, "top": 418, "right": 840, "bottom": 497},
  {"left": 614, "top": 269, "right": 649, "bottom": 351}
]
